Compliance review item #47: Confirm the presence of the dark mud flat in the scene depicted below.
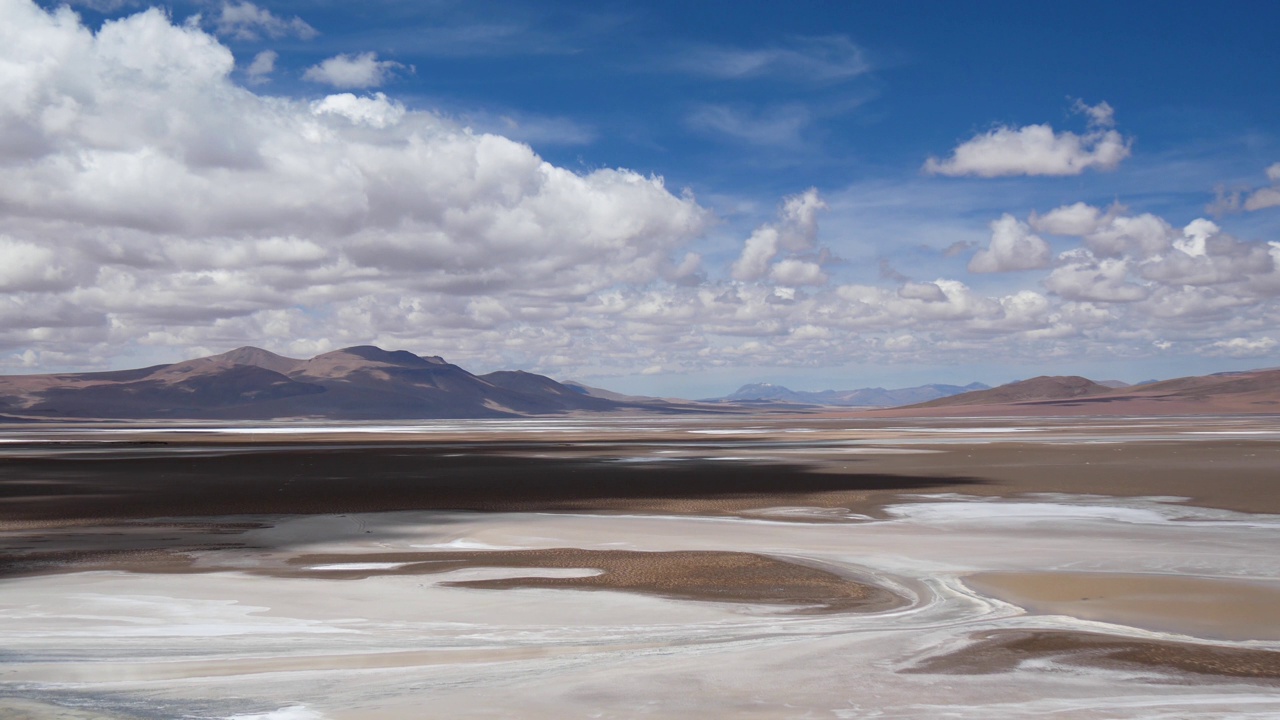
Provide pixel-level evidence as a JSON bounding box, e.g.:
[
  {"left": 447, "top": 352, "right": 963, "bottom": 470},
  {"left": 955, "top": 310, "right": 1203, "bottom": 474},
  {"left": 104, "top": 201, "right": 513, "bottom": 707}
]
[
  {"left": 4, "top": 434, "right": 1280, "bottom": 530},
  {"left": 0, "top": 440, "right": 989, "bottom": 526}
]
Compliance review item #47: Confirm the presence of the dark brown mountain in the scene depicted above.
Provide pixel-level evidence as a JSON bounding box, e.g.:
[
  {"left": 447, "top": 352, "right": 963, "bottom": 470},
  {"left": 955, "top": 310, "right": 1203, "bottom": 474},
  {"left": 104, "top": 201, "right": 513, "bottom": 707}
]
[{"left": 0, "top": 346, "right": 669, "bottom": 420}]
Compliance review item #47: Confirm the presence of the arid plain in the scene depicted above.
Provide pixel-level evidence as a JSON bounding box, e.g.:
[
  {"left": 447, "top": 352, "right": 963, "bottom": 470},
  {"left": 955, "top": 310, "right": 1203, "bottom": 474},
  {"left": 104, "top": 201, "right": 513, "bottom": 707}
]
[{"left": 2, "top": 415, "right": 1279, "bottom": 719}]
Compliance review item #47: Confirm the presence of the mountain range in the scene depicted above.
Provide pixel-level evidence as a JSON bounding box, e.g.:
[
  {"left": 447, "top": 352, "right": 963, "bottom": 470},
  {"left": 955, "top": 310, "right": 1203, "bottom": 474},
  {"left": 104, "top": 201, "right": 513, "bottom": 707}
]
[
  {"left": 0, "top": 346, "right": 1277, "bottom": 421},
  {"left": 889, "top": 370, "right": 1280, "bottom": 416},
  {"left": 0, "top": 346, "right": 679, "bottom": 421},
  {"left": 709, "top": 381, "right": 990, "bottom": 407}
]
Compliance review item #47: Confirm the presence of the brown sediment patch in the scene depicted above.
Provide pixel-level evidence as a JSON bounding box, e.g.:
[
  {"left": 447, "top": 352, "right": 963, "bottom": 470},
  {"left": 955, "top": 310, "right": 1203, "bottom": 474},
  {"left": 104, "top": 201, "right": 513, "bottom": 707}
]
[
  {"left": 0, "top": 521, "right": 261, "bottom": 578},
  {"left": 0, "top": 524, "right": 904, "bottom": 612},
  {"left": 279, "top": 549, "right": 904, "bottom": 613},
  {"left": 967, "top": 572, "right": 1280, "bottom": 641},
  {"left": 0, "top": 547, "right": 198, "bottom": 578},
  {"left": 906, "top": 629, "right": 1280, "bottom": 683}
]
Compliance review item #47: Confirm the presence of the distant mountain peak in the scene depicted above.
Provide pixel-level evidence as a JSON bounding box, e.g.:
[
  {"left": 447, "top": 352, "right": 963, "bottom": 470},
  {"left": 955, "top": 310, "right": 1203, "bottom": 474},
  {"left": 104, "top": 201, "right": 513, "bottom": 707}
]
[
  {"left": 714, "top": 380, "right": 991, "bottom": 407},
  {"left": 207, "top": 346, "right": 303, "bottom": 373},
  {"left": 222, "top": 345, "right": 272, "bottom": 356},
  {"left": 723, "top": 383, "right": 805, "bottom": 403},
  {"left": 324, "top": 346, "right": 447, "bottom": 367}
]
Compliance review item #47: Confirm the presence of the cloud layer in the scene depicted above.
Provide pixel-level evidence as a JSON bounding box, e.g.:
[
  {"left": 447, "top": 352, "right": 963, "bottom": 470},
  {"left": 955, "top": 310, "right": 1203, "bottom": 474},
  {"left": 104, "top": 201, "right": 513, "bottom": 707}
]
[
  {"left": 0, "top": 1, "right": 1276, "bottom": 387},
  {"left": 0, "top": 0, "right": 705, "bottom": 369}
]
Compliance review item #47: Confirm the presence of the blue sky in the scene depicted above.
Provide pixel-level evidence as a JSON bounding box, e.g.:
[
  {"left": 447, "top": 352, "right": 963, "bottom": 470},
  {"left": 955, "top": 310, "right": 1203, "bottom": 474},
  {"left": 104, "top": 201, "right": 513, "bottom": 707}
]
[{"left": 3, "top": 0, "right": 1280, "bottom": 396}]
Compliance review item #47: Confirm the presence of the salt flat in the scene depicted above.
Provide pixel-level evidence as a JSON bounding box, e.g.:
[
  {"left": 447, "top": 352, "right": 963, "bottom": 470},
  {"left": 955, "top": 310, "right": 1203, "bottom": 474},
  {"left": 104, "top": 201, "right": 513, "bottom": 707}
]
[{"left": 1, "top": 416, "right": 1277, "bottom": 718}]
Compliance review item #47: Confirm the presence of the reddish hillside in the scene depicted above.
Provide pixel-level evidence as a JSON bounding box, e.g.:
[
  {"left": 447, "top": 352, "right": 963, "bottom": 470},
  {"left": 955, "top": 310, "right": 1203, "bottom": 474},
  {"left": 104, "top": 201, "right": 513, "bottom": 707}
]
[
  {"left": 910, "top": 376, "right": 1112, "bottom": 408},
  {"left": 882, "top": 369, "right": 1280, "bottom": 417}
]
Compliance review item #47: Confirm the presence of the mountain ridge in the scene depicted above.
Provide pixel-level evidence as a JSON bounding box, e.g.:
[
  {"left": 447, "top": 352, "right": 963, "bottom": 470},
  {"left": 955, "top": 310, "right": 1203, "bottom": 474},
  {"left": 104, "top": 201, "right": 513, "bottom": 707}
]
[
  {"left": 0, "top": 346, "right": 668, "bottom": 421},
  {"left": 908, "top": 375, "right": 1111, "bottom": 408},
  {"left": 2, "top": 348, "right": 1278, "bottom": 420},
  {"left": 709, "top": 381, "right": 990, "bottom": 407},
  {"left": 884, "top": 369, "right": 1280, "bottom": 416}
]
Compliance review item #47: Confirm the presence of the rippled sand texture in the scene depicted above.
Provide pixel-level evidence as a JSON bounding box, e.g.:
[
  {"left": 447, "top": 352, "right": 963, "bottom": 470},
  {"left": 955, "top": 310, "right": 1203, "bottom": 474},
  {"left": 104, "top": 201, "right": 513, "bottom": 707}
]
[{"left": 1, "top": 416, "right": 1278, "bottom": 719}]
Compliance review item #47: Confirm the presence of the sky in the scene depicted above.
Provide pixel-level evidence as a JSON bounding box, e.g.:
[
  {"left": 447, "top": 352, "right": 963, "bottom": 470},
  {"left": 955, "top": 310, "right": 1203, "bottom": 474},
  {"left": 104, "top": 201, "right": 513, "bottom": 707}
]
[{"left": 3, "top": 0, "right": 1279, "bottom": 397}]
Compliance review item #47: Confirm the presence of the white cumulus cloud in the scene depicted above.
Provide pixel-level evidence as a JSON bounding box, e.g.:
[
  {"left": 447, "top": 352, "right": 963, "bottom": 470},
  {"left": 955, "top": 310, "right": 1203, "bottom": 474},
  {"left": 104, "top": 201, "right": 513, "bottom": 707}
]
[
  {"left": 1043, "top": 251, "right": 1149, "bottom": 303},
  {"left": 1030, "top": 202, "right": 1106, "bottom": 236},
  {"left": 898, "top": 281, "right": 946, "bottom": 302},
  {"left": 303, "top": 52, "right": 406, "bottom": 89},
  {"left": 924, "top": 101, "right": 1132, "bottom": 177},
  {"left": 1141, "top": 219, "right": 1274, "bottom": 286},
  {"left": 731, "top": 188, "right": 827, "bottom": 281},
  {"left": 1, "top": 1, "right": 1278, "bottom": 384},
  {"left": 968, "top": 214, "right": 1051, "bottom": 273},
  {"left": 770, "top": 259, "right": 826, "bottom": 286},
  {"left": 0, "top": 0, "right": 710, "bottom": 369},
  {"left": 310, "top": 92, "right": 405, "bottom": 128},
  {"left": 1083, "top": 213, "right": 1176, "bottom": 259},
  {"left": 0, "top": 236, "right": 80, "bottom": 291}
]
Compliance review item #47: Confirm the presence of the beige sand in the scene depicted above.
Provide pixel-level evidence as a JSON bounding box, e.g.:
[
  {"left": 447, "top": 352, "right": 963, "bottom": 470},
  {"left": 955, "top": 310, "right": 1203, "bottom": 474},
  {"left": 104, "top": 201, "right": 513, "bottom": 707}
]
[
  {"left": 278, "top": 548, "right": 903, "bottom": 612},
  {"left": 0, "top": 545, "right": 900, "bottom": 613},
  {"left": 966, "top": 572, "right": 1280, "bottom": 641}
]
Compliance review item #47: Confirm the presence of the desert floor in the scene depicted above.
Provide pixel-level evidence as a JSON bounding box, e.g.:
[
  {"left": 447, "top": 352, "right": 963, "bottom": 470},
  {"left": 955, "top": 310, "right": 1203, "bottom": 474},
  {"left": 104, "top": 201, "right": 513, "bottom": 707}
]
[{"left": 1, "top": 414, "right": 1278, "bottom": 718}]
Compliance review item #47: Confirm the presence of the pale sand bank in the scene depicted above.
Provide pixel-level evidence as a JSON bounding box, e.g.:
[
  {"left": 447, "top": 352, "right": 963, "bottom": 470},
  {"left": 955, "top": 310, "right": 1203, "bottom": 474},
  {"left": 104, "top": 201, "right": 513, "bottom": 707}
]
[
  {"left": 966, "top": 572, "right": 1280, "bottom": 641},
  {"left": 278, "top": 548, "right": 903, "bottom": 612}
]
